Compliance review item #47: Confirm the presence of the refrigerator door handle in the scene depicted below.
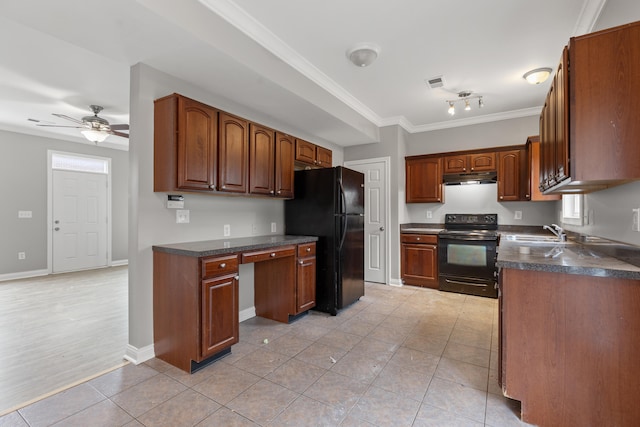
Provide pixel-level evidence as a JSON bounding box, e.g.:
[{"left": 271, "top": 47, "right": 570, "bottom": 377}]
[
  {"left": 338, "top": 214, "right": 348, "bottom": 251},
  {"left": 338, "top": 178, "right": 346, "bottom": 215}
]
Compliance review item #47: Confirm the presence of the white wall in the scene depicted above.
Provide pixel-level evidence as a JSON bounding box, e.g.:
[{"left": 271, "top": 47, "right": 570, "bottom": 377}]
[{"left": 127, "top": 63, "right": 343, "bottom": 357}]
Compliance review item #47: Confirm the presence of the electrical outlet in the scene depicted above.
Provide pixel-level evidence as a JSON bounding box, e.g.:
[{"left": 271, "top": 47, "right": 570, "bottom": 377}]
[
  {"left": 18, "top": 210, "right": 32, "bottom": 218},
  {"left": 176, "top": 210, "right": 190, "bottom": 223},
  {"left": 224, "top": 224, "right": 231, "bottom": 236},
  {"left": 271, "top": 222, "right": 277, "bottom": 233},
  {"left": 426, "top": 211, "right": 433, "bottom": 219},
  {"left": 633, "top": 208, "right": 640, "bottom": 232},
  {"left": 18, "top": 252, "right": 26, "bottom": 260},
  {"left": 514, "top": 211, "right": 522, "bottom": 220}
]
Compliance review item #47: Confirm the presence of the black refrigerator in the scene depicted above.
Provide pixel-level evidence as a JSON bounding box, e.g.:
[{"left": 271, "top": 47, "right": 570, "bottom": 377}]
[{"left": 285, "top": 166, "right": 365, "bottom": 315}]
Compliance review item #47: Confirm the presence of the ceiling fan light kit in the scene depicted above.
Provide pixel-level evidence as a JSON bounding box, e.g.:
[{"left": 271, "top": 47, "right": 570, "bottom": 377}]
[
  {"left": 346, "top": 43, "right": 380, "bottom": 67},
  {"left": 523, "top": 67, "right": 553, "bottom": 84},
  {"left": 33, "top": 104, "right": 129, "bottom": 143}
]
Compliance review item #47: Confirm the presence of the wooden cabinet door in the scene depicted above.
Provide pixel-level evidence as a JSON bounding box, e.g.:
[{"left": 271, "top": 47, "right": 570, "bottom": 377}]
[
  {"left": 400, "top": 242, "right": 438, "bottom": 288},
  {"left": 554, "top": 47, "right": 568, "bottom": 185},
  {"left": 201, "top": 274, "right": 239, "bottom": 359},
  {"left": 275, "top": 132, "right": 295, "bottom": 198},
  {"left": 528, "top": 137, "right": 560, "bottom": 201},
  {"left": 406, "top": 157, "right": 443, "bottom": 203},
  {"left": 296, "top": 255, "right": 316, "bottom": 313},
  {"left": 249, "top": 123, "right": 275, "bottom": 196},
  {"left": 497, "top": 149, "right": 526, "bottom": 201},
  {"left": 316, "top": 146, "right": 332, "bottom": 168},
  {"left": 469, "top": 152, "right": 496, "bottom": 172},
  {"left": 443, "top": 154, "right": 468, "bottom": 173},
  {"left": 177, "top": 96, "right": 218, "bottom": 191},
  {"left": 218, "top": 112, "right": 248, "bottom": 193},
  {"left": 295, "top": 139, "right": 316, "bottom": 165}
]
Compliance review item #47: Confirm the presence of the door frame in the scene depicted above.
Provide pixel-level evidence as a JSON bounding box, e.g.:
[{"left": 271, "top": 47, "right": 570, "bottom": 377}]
[
  {"left": 47, "top": 150, "right": 113, "bottom": 273},
  {"left": 344, "top": 157, "right": 391, "bottom": 285}
]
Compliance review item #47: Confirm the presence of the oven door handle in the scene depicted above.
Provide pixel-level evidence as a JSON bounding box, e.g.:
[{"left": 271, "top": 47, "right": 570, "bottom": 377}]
[
  {"left": 443, "top": 278, "right": 493, "bottom": 288},
  {"left": 439, "top": 235, "right": 496, "bottom": 242}
]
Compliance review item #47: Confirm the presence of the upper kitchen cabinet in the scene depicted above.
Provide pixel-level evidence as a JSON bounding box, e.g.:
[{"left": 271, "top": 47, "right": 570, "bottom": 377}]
[
  {"left": 406, "top": 155, "right": 443, "bottom": 203},
  {"left": 528, "top": 136, "right": 560, "bottom": 201},
  {"left": 295, "top": 138, "right": 332, "bottom": 168},
  {"left": 275, "top": 132, "right": 295, "bottom": 198},
  {"left": 249, "top": 123, "right": 275, "bottom": 196},
  {"left": 249, "top": 126, "right": 294, "bottom": 199},
  {"left": 218, "top": 112, "right": 249, "bottom": 194},
  {"left": 540, "top": 21, "right": 640, "bottom": 193},
  {"left": 497, "top": 147, "right": 529, "bottom": 201},
  {"left": 154, "top": 94, "right": 219, "bottom": 192},
  {"left": 443, "top": 152, "right": 496, "bottom": 174}
]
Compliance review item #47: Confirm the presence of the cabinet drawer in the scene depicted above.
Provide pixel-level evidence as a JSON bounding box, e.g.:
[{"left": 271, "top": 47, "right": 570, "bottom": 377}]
[
  {"left": 242, "top": 245, "right": 296, "bottom": 264},
  {"left": 202, "top": 254, "right": 239, "bottom": 279},
  {"left": 401, "top": 234, "right": 438, "bottom": 244},
  {"left": 297, "top": 243, "right": 316, "bottom": 257}
]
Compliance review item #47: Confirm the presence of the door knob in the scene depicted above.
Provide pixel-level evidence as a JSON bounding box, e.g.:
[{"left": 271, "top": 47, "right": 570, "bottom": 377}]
[
  {"left": 54, "top": 220, "right": 60, "bottom": 224},
  {"left": 54, "top": 227, "right": 60, "bottom": 231},
  {"left": 379, "top": 226, "right": 385, "bottom": 231}
]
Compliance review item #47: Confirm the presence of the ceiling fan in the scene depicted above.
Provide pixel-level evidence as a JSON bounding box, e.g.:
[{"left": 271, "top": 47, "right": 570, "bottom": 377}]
[{"left": 32, "top": 105, "right": 129, "bottom": 143}]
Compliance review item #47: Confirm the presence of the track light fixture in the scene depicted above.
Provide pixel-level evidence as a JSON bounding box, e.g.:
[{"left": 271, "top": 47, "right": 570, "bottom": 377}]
[{"left": 445, "top": 91, "right": 484, "bottom": 116}]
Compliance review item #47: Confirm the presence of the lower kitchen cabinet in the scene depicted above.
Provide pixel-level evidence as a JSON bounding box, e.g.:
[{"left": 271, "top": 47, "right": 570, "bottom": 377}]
[
  {"left": 296, "top": 242, "right": 316, "bottom": 313},
  {"left": 153, "top": 239, "right": 317, "bottom": 372},
  {"left": 499, "top": 268, "right": 640, "bottom": 426},
  {"left": 400, "top": 233, "right": 438, "bottom": 289},
  {"left": 201, "top": 272, "right": 239, "bottom": 358}
]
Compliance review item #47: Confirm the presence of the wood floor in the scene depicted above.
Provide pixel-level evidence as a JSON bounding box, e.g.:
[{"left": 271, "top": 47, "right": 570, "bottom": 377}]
[{"left": 0, "top": 266, "right": 128, "bottom": 415}]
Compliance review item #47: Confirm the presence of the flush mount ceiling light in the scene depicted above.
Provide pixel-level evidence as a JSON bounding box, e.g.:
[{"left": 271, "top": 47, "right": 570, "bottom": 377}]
[
  {"left": 346, "top": 43, "right": 380, "bottom": 67},
  {"left": 523, "top": 67, "right": 553, "bottom": 84},
  {"left": 446, "top": 91, "right": 484, "bottom": 116}
]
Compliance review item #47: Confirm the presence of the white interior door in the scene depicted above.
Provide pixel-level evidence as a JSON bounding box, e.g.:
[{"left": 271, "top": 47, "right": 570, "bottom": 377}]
[
  {"left": 52, "top": 170, "right": 108, "bottom": 273},
  {"left": 344, "top": 158, "right": 388, "bottom": 284}
]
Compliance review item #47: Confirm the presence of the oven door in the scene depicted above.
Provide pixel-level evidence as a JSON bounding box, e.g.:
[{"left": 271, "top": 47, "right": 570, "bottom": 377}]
[{"left": 438, "top": 234, "right": 497, "bottom": 297}]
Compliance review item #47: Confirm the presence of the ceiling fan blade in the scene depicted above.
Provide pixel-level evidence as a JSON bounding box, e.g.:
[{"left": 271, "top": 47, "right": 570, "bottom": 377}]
[
  {"left": 52, "top": 113, "right": 86, "bottom": 125},
  {"left": 109, "top": 123, "right": 129, "bottom": 130},
  {"left": 36, "top": 124, "right": 84, "bottom": 128},
  {"left": 110, "top": 130, "right": 129, "bottom": 138}
]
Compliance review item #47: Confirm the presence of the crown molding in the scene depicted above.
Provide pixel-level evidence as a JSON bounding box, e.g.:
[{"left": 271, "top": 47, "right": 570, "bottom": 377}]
[
  {"left": 573, "top": 0, "right": 607, "bottom": 36},
  {"left": 406, "top": 107, "right": 542, "bottom": 133}
]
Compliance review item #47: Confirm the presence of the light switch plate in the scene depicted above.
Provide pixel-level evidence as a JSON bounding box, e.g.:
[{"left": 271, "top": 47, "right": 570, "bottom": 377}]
[
  {"left": 176, "top": 210, "right": 190, "bottom": 223},
  {"left": 271, "top": 222, "right": 277, "bottom": 233},
  {"left": 514, "top": 211, "right": 522, "bottom": 220},
  {"left": 224, "top": 224, "right": 231, "bottom": 236}
]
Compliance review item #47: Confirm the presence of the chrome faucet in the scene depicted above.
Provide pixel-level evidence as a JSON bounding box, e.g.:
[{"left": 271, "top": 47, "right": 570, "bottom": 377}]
[{"left": 543, "top": 224, "right": 567, "bottom": 242}]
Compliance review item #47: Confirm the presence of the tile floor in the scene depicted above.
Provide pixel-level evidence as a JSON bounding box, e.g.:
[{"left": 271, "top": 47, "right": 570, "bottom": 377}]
[{"left": 1, "top": 283, "right": 534, "bottom": 426}]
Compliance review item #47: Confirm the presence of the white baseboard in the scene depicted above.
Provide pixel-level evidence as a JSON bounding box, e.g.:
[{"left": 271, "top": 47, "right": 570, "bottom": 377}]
[
  {"left": 124, "top": 344, "right": 155, "bottom": 365},
  {"left": 239, "top": 306, "right": 256, "bottom": 322},
  {"left": 389, "top": 277, "right": 403, "bottom": 286},
  {"left": 0, "top": 269, "right": 49, "bottom": 282},
  {"left": 111, "top": 259, "right": 129, "bottom": 267}
]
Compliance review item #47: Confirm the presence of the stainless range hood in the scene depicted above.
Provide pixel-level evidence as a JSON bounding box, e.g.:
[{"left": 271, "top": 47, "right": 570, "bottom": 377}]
[{"left": 442, "top": 171, "right": 498, "bottom": 185}]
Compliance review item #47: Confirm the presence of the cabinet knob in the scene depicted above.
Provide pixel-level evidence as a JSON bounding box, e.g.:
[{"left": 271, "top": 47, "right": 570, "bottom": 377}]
[
  {"left": 219, "top": 263, "right": 226, "bottom": 268},
  {"left": 270, "top": 252, "right": 276, "bottom": 257},
  {"left": 235, "top": 275, "right": 240, "bottom": 280},
  {"left": 277, "top": 190, "right": 281, "bottom": 195},
  {"left": 209, "top": 184, "right": 216, "bottom": 190},
  {"left": 270, "top": 190, "right": 274, "bottom": 194},
  {"left": 416, "top": 237, "right": 420, "bottom": 241},
  {"left": 306, "top": 247, "right": 311, "bottom": 252},
  {"left": 470, "top": 167, "right": 474, "bottom": 171},
  {"left": 222, "top": 185, "right": 226, "bottom": 189},
  {"left": 299, "top": 260, "right": 304, "bottom": 265},
  {"left": 500, "top": 196, "right": 504, "bottom": 200}
]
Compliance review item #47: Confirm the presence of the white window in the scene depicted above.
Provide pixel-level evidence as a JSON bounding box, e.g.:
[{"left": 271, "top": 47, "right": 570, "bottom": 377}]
[
  {"left": 51, "top": 152, "right": 109, "bottom": 174},
  {"left": 562, "top": 194, "right": 583, "bottom": 226}
]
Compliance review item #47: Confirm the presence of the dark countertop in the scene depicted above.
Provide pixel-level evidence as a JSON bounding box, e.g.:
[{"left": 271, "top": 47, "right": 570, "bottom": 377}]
[
  {"left": 401, "top": 223, "right": 640, "bottom": 280},
  {"left": 152, "top": 235, "right": 318, "bottom": 258}
]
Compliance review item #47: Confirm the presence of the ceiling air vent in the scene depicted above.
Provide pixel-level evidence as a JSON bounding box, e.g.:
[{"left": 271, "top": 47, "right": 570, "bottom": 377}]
[{"left": 425, "top": 75, "right": 445, "bottom": 89}]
